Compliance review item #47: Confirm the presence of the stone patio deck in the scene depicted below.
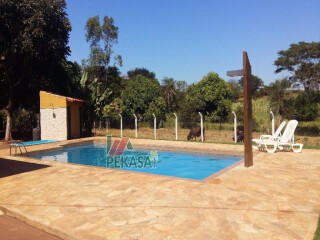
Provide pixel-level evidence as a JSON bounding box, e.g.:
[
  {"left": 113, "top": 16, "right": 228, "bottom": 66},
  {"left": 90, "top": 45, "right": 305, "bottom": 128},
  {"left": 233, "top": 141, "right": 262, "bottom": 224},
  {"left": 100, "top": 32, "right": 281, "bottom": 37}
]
[{"left": 0, "top": 138, "right": 319, "bottom": 239}]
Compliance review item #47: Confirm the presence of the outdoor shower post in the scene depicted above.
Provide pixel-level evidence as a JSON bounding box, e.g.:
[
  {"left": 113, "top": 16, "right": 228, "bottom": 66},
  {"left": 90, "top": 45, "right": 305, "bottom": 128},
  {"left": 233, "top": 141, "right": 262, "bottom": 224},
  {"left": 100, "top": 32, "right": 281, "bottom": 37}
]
[
  {"left": 152, "top": 113, "right": 156, "bottom": 140},
  {"left": 232, "top": 111, "right": 237, "bottom": 143},
  {"left": 226, "top": 51, "right": 253, "bottom": 167},
  {"left": 198, "top": 112, "right": 204, "bottom": 142},
  {"left": 133, "top": 114, "right": 138, "bottom": 138},
  {"left": 173, "top": 113, "right": 178, "bottom": 140},
  {"left": 270, "top": 110, "right": 275, "bottom": 135},
  {"left": 243, "top": 51, "right": 253, "bottom": 167},
  {"left": 119, "top": 114, "right": 122, "bottom": 138}
]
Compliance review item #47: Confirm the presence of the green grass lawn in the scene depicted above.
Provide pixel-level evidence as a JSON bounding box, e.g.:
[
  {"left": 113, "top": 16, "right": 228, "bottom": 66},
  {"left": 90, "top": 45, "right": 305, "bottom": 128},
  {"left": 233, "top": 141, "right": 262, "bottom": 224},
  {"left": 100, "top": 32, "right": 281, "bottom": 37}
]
[{"left": 315, "top": 216, "right": 320, "bottom": 240}]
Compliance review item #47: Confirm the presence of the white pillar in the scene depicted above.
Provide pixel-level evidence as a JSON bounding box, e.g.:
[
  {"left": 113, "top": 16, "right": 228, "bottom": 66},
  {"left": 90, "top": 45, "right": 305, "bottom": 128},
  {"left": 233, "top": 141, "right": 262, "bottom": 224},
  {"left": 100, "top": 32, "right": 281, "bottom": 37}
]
[
  {"left": 198, "top": 112, "right": 203, "bottom": 142},
  {"left": 152, "top": 113, "right": 156, "bottom": 140},
  {"left": 173, "top": 113, "right": 178, "bottom": 141},
  {"left": 232, "top": 111, "right": 237, "bottom": 143},
  {"left": 270, "top": 111, "right": 275, "bottom": 135},
  {"left": 133, "top": 114, "right": 138, "bottom": 138},
  {"left": 119, "top": 114, "right": 122, "bottom": 138}
]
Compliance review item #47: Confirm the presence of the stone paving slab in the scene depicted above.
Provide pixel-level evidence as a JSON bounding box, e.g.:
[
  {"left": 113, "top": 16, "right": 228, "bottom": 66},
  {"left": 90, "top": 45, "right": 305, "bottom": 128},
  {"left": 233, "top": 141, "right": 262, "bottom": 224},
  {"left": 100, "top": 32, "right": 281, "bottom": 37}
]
[
  {"left": 0, "top": 138, "right": 319, "bottom": 239},
  {"left": 0, "top": 213, "right": 62, "bottom": 240}
]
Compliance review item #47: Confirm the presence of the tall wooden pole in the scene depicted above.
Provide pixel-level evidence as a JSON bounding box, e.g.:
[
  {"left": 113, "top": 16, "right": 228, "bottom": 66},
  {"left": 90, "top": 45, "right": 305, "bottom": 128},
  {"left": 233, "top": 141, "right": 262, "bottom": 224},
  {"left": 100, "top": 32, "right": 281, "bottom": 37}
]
[{"left": 243, "top": 51, "right": 253, "bottom": 167}]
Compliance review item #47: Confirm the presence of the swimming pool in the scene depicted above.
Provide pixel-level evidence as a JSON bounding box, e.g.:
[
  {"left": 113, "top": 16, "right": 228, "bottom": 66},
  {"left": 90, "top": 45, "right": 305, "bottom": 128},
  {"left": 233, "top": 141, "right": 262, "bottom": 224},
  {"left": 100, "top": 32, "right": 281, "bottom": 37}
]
[{"left": 32, "top": 144, "right": 242, "bottom": 180}]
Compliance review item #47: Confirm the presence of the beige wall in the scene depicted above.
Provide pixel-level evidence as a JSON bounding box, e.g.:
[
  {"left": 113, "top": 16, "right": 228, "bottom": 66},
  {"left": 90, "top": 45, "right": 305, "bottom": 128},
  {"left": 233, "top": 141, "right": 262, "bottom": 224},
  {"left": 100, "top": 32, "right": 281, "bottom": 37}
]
[{"left": 40, "top": 108, "right": 67, "bottom": 141}]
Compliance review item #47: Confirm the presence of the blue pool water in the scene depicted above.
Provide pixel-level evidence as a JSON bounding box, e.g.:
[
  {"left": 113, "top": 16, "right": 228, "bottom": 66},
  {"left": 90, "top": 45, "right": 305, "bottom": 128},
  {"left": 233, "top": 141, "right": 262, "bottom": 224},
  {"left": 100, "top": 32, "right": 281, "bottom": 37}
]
[
  {"left": 32, "top": 144, "right": 241, "bottom": 180},
  {"left": 11, "top": 140, "right": 58, "bottom": 146}
]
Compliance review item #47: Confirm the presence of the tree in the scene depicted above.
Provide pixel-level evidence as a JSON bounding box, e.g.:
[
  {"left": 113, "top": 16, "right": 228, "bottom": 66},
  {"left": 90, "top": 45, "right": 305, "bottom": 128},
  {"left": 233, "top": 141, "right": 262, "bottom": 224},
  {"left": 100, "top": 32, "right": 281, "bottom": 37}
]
[
  {"left": 274, "top": 41, "right": 320, "bottom": 92},
  {"left": 269, "top": 78, "right": 291, "bottom": 116},
  {"left": 227, "top": 79, "right": 242, "bottom": 101},
  {"left": 127, "top": 68, "right": 156, "bottom": 79},
  {"left": 85, "top": 15, "right": 122, "bottom": 67},
  {"left": 174, "top": 80, "right": 188, "bottom": 112},
  {"left": 82, "top": 15, "right": 122, "bottom": 128},
  {"left": 121, "top": 75, "right": 166, "bottom": 124},
  {"left": 238, "top": 74, "right": 264, "bottom": 97},
  {"left": 284, "top": 93, "right": 318, "bottom": 121},
  {"left": 182, "top": 72, "right": 232, "bottom": 124},
  {"left": 161, "top": 77, "right": 176, "bottom": 112},
  {"left": 0, "top": 0, "right": 71, "bottom": 141}
]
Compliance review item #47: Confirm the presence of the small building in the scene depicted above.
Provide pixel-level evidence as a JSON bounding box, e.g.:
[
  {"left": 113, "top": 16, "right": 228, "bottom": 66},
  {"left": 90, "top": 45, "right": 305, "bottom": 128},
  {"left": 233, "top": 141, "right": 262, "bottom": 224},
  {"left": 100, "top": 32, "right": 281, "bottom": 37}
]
[{"left": 40, "top": 91, "right": 85, "bottom": 141}]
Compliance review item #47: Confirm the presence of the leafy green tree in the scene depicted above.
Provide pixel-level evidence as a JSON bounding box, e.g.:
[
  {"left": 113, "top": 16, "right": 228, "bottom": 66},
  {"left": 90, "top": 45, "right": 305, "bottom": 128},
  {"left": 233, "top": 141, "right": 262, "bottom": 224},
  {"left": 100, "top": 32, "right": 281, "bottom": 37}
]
[
  {"left": 284, "top": 93, "right": 318, "bottom": 121},
  {"left": 85, "top": 15, "right": 122, "bottom": 67},
  {"left": 81, "top": 66, "right": 122, "bottom": 116},
  {"left": 121, "top": 75, "right": 165, "bottom": 124},
  {"left": 174, "top": 80, "right": 188, "bottom": 112},
  {"left": 161, "top": 77, "right": 176, "bottom": 112},
  {"left": 181, "top": 72, "right": 232, "bottom": 125},
  {"left": 145, "top": 97, "right": 166, "bottom": 127},
  {"left": 238, "top": 74, "right": 264, "bottom": 97},
  {"left": 269, "top": 78, "right": 291, "bottom": 116},
  {"left": 0, "top": 0, "right": 71, "bottom": 141},
  {"left": 274, "top": 41, "right": 320, "bottom": 92},
  {"left": 227, "top": 79, "right": 242, "bottom": 101},
  {"left": 127, "top": 68, "right": 156, "bottom": 79},
  {"left": 82, "top": 15, "right": 122, "bottom": 130}
]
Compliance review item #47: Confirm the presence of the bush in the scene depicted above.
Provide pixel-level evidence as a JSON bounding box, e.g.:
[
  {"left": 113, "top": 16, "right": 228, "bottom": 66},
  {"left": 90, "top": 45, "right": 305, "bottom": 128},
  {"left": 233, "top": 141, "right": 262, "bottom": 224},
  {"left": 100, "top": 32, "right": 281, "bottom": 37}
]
[
  {"left": 295, "top": 126, "right": 320, "bottom": 136},
  {"left": 12, "top": 108, "right": 37, "bottom": 132},
  {"left": 284, "top": 93, "right": 318, "bottom": 121}
]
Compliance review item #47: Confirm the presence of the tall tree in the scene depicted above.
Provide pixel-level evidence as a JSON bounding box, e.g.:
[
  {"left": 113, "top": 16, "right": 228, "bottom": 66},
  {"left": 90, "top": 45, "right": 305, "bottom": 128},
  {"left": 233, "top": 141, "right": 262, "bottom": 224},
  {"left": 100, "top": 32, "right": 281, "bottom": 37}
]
[
  {"left": 182, "top": 72, "right": 232, "bottom": 124},
  {"left": 274, "top": 41, "right": 320, "bottom": 92},
  {"left": 82, "top": 15, "right": 122, "bottom": 123},
  {"left": 227, "top": 79, "right": 242, "bottom": 101},
  {"left": 238, "top": 74, "right": 264, "bottom": 97},
  {"left": 85, "top": 15, "right": 122, "bottom": 68},
  {"left": 161, "top": 77, "right": 176, "bottom": 112},
  {"left": 269, "top": 78, "right": 291, "bottom": 116},
  {"left": 0, "top": 0, "right": 71, "bottom": 141},
  {"left": 127, "top": 68, "right": 156, "bottom": 79},
  {"left": 121, "top": 75, "right": 166, "bottom": 124}
]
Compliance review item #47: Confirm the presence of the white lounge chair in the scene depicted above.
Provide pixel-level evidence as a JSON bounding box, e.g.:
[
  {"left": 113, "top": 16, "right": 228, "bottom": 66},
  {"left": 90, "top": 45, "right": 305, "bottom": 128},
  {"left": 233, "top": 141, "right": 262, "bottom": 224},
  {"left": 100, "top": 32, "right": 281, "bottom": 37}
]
[
  {"left": 252, "top": 121, "right": 286, "bottom": 150},
  {"left": 258, "top": 120, "right": 303, "bottom": 153}
]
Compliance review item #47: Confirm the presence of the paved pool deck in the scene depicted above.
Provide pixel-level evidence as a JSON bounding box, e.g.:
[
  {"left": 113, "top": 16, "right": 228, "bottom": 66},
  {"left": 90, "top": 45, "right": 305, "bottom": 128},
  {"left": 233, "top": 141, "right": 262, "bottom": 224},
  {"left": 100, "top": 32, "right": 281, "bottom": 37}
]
[{"left": 0, "top": 137, "right": 319, "bottom": 239}]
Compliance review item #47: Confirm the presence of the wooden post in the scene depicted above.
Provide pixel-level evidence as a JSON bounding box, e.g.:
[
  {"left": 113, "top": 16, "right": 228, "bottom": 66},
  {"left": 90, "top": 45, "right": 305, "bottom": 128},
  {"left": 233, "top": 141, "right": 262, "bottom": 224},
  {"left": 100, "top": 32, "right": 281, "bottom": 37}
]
[{"left": 243, "top": 51, "right": 253, "bottom": 167}]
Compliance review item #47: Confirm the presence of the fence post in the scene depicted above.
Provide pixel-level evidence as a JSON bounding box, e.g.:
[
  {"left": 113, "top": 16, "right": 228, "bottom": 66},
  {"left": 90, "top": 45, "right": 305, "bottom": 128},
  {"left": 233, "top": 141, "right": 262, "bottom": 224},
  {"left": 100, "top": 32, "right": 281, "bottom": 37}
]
[
  {"left": 270, "top": 110, "right": 275, "bottom": 135},
  {"left": 118, "top": 114, "right": 122, "bottom": 138},
  {"left": 133, "top": 114, "right": 138, "bottom": 138},
  {"left": 152, "top": 113, "right": 156, "bottom": 140},
  {"left": 173, "top": 113, "right": 178, "bottom": 140},
  {"left": 232, "top": 111, "right": 237, "bottom": 143},
  {"left": 198, "top": 112, "right": 204, "bottom": 142}
]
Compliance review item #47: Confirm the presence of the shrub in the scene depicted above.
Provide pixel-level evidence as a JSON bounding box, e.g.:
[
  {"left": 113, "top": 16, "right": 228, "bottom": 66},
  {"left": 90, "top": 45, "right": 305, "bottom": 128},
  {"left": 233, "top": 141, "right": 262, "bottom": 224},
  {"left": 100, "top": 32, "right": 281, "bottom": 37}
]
[
  {"left": 12, "top": 108, "right": 37, "bottom": 132},
  {"left": 284, "top": 93, "right": 318, "bottom": 121}
]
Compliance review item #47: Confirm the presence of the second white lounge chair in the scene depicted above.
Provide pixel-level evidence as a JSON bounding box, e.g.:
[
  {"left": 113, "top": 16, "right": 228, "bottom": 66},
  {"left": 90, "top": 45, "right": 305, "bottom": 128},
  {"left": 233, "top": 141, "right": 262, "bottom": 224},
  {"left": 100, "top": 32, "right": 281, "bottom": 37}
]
[
  {"left": 252, "top": 121, "right": 286, "bottom": 150},
  {"left": 256, "top": 120, "right": 303, "bottom": 153}
]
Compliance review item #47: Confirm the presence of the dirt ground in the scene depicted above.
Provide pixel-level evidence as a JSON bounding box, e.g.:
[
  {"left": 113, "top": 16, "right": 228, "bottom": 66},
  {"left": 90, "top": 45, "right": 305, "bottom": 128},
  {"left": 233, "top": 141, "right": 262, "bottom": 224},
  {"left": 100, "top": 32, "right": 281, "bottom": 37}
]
[{"left": 95, "top": 127, "right": 320, "bottom": 147}]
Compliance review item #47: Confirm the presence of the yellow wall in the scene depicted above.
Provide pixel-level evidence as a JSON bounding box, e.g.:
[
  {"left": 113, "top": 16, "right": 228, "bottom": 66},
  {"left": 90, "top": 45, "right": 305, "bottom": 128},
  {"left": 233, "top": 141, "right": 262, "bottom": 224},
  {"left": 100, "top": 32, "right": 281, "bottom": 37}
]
[
  {"left": 40, "top": 91, "right": 66, "bottom": 109},
  {"left": 67, "top": 101, "right": 83, "bottom": 139}
]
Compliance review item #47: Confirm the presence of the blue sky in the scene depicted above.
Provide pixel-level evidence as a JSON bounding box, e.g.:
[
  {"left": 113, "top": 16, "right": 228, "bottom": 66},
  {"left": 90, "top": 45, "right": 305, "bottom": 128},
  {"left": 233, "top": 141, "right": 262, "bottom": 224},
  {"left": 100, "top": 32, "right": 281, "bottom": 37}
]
[{"left": 66, "top": 0, "right": 320, "bottom": 85}]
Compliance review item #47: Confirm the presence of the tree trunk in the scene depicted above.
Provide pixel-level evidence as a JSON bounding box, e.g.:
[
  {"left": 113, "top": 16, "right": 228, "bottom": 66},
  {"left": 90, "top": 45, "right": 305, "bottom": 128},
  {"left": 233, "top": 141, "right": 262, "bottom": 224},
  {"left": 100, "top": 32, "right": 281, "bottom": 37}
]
[
  {"left": 4, "top": 83, "right": 13, "bottom": 142},
  {"left": 4, "top": 110, "right": 12, "bottom": 141}
]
